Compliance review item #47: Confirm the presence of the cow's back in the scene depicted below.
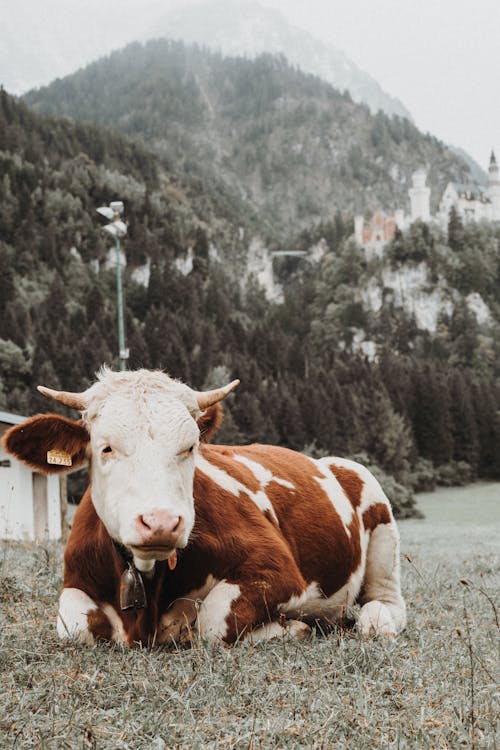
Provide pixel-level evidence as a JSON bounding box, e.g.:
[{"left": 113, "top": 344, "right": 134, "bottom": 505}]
[{"left": 195, "top": 444, "right": 392, "bottom": 600}]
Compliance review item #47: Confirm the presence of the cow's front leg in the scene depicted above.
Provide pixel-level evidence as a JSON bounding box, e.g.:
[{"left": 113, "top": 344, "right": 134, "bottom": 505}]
[
  {"left": 196, "top": 579, "right": 307, "bottom": 644},
  {"left": 246, "top": 619, "right": 312, "bottom": 643},
  {"left": 158, "top": 596, "right": 199, "bottom": 647},
  {"left": 57, "top": 588, "right": 127, "bottom": 645}
]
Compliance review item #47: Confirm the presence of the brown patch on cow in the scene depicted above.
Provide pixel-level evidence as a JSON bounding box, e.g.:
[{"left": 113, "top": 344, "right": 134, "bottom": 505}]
[
  {"left": 226, "top": 445, "right": 362, "bottom": 600},
  {"left": 197, "top": 404, "right": 223, "bottom": 443},
  {"left": 2, "top": 414, "right": 89, "bottom": 474},
  {"left": 329, "top": 464, "right": 364, "bottom": 508},
  {"left": 362, "top": 502, "right": 392, "bottom": 531},
  {"left": 64, "top": 490, "right": 123, "bottom": 604},
  {"left": 63, "top": 490, "right": 171, "bottom": 646},
  {"left": 87, "top": 608, "right": 113, "bottom": 641}
]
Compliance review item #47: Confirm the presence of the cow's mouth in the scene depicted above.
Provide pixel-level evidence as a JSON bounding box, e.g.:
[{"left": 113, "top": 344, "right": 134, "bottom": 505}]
[{"left": 130, "top": 545, "right": 176, "bottom": 561}]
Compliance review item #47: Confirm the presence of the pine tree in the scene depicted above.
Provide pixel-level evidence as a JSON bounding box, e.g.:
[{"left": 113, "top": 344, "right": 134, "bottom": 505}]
[
  {"left": 448, "top": 206, "right": 464, "bottom": 251},
  {"left": 412, "top": 364, "right": 453, "bottom": 465},
  {"left": 448, "top": 371, "right": 479, "bottom": 473}
]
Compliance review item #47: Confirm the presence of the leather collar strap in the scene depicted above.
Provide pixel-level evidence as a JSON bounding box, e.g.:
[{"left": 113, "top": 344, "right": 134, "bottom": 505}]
[{"left": 113, "top": 540, "right": 133, "bottom": 566}]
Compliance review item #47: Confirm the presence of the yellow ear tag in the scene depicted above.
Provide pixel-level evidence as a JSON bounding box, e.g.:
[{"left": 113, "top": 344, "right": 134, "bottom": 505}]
[{"left": 47, "top": 450, "right": 73, "bottom": 467}]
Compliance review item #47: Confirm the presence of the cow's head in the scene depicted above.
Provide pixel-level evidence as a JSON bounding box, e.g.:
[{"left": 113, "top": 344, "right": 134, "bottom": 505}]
[{"left": 2, "top": 369, "right": 239, "bottom": 572}]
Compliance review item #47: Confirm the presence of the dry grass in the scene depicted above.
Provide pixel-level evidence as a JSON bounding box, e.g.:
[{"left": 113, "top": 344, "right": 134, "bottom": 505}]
[{"left": 0, "top": 484, "right": 498, "bottom": 749}]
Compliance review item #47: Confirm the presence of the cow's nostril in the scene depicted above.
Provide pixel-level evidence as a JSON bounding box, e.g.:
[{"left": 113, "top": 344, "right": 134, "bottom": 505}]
[
  {"left": 173, "top": 516, "right": 185, "bottom": 535},
  {"left": 138, "top": 514, "right": 153, "bottom": 531},
  {"left": 138, "top": 512, "right": 183, "bottom": 535}
]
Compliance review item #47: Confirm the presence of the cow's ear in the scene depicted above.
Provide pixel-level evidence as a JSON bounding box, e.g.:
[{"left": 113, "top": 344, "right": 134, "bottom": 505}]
[
  {"left": 197, "top": 404, "right": 223, "bottom": 443},
  {"left": 1, "top": 414, "right": 90, "bottom": 475}
]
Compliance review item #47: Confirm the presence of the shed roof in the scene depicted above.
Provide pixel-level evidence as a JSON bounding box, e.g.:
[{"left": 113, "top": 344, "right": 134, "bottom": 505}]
[{"left": 0, "top": 411, "right": 26, "bottom": 426}]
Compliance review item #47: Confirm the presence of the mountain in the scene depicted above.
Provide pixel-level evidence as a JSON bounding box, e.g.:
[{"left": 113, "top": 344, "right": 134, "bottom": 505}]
[
  {"left": 1, "top": 0, "right": 410, "bottom": 123},
  {"left": 148, "top": 0, "right": 412, "bottom": 121},
  {"left": 25, "top": 40, "right": 474, "bottom": 237},
  {"left": 0, "top": 0, "right": 409, "bottom": 125},
  {"left": 448, "top": 145, "right": 487, "bottom": 184}
]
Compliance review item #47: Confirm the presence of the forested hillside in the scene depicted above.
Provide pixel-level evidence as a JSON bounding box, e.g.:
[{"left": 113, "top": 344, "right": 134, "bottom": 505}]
[
  {"left": 2, "top": 88, "right": 500, "bottom": 518},
  {"left": 150, "top": 0, "right": 412, "bottom": 120},
  {"left": 25, "top": 41, "right": 474, "bottom": 236},
  {"left": 0, "top": 88, "right": 251, "bottom": 407}
]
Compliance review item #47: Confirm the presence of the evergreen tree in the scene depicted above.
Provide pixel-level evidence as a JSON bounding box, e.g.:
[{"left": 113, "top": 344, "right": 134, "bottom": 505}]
[
  {"left": 448, "top": 371, "right": 479, "bottom": 473},
  {"left": 412, "top": 364, "right": 453, "bottom": 465},
  {"left": 448, "top": 206, "right": 464, "bottom": 251}
]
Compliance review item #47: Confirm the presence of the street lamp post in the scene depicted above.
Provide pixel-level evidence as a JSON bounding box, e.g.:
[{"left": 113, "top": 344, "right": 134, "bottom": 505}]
[{"left": 96, "top": 201, "right": 129, "bottom": 371}]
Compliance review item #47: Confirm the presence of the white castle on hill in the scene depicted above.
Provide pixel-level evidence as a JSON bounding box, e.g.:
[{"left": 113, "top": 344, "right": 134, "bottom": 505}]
[{"left": 355, "top": 152, "right": 500, "bottom": 254}]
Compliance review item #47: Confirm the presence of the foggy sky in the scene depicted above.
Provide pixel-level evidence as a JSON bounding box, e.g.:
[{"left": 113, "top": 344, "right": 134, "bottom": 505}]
[
  {"left": 261, "top": 0, "right": 500, "bottom": 170},
  {"left": 2, "top": 0, "right": 498, "bottom": 168}
]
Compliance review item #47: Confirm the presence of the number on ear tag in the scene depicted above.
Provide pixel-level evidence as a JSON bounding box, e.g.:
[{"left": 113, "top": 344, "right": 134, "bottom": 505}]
[{"left": 47, "top": 450, "right": 73, "bottom": 467}]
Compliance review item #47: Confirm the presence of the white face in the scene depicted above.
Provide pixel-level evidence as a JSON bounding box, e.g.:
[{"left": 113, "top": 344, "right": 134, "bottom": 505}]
[{"left": 84, "top": 381, "right": 200, "bottom": 563}]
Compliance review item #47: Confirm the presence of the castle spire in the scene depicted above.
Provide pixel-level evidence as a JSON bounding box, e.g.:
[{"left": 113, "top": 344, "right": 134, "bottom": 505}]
[
  {"left": 488, "top": 149, "right": 500, "bottom": 219},
  {"left": 489, "top": 150, "right": 499, "bottom": 181}
]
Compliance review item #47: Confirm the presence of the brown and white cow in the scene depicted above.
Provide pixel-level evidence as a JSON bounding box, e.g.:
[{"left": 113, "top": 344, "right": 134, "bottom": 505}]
[{"left": 2, "top": 368, "right": 406, "bottom": 646}]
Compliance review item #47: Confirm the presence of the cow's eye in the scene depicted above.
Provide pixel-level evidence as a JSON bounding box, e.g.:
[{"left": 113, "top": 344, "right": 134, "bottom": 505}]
[
  {"left": 101, "top": 446, "right": 113, "bottom": 455},
  {"left": 178, "top": 445, "right": 196, "bottom": 457}
]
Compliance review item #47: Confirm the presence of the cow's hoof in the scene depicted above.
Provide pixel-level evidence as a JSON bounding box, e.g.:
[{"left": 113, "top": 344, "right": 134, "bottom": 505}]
[
  {"left": 358, "top": 601, "right": 397, "bottom": 637},
  {"left": 287, "top": 619, "right": 312, "bottom": 640},
  {"left": 247, "top": 618, "right": 312, "bottom": 643}
]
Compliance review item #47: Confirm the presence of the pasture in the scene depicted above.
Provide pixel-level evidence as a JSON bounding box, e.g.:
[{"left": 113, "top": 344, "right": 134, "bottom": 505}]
[{"left": 0, "top": 484, "right": 498, "bottom": 749}]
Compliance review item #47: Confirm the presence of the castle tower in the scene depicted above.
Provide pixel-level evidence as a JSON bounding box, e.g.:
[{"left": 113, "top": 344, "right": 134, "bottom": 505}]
[
  {"left": 354, "top": 215, "right": 364, "bottom": 245},
  {"left": 409, "top": 169, "right": 431, "bottom": 222},
  {"left": 488, "top": 150, "right": 500, "bottom": 219}
]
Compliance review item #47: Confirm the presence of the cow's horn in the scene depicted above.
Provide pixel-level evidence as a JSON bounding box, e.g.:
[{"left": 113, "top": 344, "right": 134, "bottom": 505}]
[
  {"left": 37, "top": 385, "right": 89, "bottom": 411},
  {"left": 194, "top": 379, "right": 240, "bottom": 410}
]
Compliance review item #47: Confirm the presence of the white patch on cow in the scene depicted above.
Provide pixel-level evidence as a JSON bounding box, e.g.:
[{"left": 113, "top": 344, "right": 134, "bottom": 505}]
[
  {"left": 273, "top": 477, "right": 295, "bottom": 490},
  {"left": 252, "top": 490, "right": 277, "bottom": 517},
  {"left": 196, "top": 580, "right": 241, "bottom": 641},
  {"left": 196, "top": 455, "right": 279, "bottom": 524},
  {"left": 100, "top": 603, "right": 128, "bottom": 644},
  {"left": 328, "top": 456, "right": 391, "bottom": 514},
  {"left": 234, "top": 454, "right": 295, "bottom": 491},
  {"left": 133, "top": 557, "right": 156, "bottom": 574},
  {"left": 57, "top": 588, "right": 97, "bottom": 644},
  {"left": 279, "top": 580, "right": 355, "bottom": 623},
  {"left": 280, "top": 581, "right": 322, "bottom": 615},
  {"left": 312, "top": 458, "right": 354, "bottom": 536},
  {"left": 247, "top": 619, "right": 311, "bottom": 642}
]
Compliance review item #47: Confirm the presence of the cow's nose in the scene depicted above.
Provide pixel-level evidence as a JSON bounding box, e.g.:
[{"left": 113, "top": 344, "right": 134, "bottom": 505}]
[{"left": 135, "top": 511, "right": 185, "bottom": 547}]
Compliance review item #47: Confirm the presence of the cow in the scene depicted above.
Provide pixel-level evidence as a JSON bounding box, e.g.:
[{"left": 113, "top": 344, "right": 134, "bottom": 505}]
[{"left": 2, "top": 368, "right": 406, "bottom": 646}]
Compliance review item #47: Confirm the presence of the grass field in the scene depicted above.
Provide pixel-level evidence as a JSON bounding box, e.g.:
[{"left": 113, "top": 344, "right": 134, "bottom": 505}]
[{"left": 0, "top": 484, "right": 498, "bottom": 749}]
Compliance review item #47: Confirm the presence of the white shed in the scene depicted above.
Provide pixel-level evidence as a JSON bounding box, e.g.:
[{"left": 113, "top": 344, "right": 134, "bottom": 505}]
[{"left": 0, "top": 411, "right": 67, "bottom": 541}]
